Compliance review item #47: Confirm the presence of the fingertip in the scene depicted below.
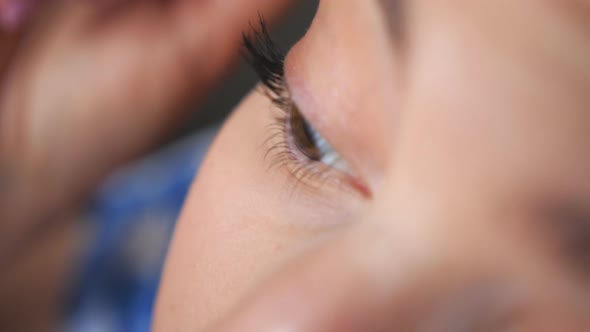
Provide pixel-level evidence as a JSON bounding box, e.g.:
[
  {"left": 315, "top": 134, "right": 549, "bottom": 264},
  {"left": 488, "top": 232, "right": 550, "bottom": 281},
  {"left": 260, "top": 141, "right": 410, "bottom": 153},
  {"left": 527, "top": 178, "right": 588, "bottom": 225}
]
[{"left": 0, "top": 0, "right": 37, "bottom": 31}]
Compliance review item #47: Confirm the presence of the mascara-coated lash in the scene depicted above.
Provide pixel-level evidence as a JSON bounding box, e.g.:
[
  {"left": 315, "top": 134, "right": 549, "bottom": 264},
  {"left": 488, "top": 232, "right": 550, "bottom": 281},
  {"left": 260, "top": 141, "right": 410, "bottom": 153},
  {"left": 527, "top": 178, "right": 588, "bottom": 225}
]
[
  {"left": 241, "top": 16, "right": 363, "bottom": 195},
  {"left": 242, "top": 15, "right": 289, "bottom": 108}
]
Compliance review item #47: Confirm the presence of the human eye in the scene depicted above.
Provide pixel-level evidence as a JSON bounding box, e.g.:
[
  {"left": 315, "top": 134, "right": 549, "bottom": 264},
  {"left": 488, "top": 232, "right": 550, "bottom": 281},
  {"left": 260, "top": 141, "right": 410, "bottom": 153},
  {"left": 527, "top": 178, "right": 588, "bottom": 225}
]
[{"left": 242, "top": 16, "right": 367, "bottom": 195}]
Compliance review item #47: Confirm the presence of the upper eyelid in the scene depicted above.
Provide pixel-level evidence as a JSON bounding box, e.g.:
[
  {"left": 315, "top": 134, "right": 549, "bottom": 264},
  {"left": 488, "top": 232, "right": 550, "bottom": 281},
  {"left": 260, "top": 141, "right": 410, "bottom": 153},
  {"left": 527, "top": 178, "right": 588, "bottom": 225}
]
[
  {"left": 242, "top": 16, "right": 371, "bottom": 197},
  {"left": 243, "top": 19, "right": 341, "bottom": 188}
]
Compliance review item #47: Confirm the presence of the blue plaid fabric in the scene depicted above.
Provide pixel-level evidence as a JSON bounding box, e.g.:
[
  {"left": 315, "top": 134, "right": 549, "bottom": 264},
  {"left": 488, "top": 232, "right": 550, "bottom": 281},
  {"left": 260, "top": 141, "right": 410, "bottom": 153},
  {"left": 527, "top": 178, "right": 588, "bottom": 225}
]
[{"left": 64, "top": 127, "right": 218, "bottom": 332}]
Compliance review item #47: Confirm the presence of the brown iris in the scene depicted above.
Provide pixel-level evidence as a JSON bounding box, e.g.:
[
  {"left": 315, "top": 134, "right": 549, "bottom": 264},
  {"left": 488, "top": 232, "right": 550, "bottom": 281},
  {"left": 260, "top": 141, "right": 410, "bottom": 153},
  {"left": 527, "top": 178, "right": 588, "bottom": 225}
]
[{"left": 288, "top": 104, "right": 322, "bottom": 161}]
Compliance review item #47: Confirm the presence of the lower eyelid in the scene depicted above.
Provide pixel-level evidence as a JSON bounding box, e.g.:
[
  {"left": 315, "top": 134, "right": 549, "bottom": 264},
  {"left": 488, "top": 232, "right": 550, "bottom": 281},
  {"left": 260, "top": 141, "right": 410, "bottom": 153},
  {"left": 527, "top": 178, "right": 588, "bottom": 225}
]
[{"left": 262, "top": 104, "right": 369, "bottom": 197}]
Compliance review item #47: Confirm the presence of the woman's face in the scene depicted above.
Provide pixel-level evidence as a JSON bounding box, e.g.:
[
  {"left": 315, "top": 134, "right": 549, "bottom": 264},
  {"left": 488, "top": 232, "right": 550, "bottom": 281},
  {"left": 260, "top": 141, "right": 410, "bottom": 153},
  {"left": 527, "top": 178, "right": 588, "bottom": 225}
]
[{"left": 154, "top": 0, "right": 590, "bottom": 330}]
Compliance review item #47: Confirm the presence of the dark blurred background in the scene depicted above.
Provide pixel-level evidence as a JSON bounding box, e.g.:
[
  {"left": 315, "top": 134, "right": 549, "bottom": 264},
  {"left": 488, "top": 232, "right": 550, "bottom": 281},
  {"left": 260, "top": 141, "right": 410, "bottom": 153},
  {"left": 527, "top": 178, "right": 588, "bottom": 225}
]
[{"left": 181, "top": 1, "right": 319, "bottom": 135}]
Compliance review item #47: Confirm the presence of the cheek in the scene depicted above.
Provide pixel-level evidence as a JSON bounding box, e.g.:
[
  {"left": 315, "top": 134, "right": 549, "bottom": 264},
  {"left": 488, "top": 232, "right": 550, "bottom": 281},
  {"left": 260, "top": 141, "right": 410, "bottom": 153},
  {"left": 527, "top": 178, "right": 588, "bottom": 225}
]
[{"left": 153, "top": 91, "right": 333, "bottom": 331}]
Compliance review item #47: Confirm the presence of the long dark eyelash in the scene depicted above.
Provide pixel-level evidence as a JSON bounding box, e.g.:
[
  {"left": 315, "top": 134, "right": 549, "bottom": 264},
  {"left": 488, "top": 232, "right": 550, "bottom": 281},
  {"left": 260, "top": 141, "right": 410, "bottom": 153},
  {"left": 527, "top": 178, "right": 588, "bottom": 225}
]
[
  {"left": 242, "top": 16, "right": 339, "bottom": 192},
  {"left": 242, "top": 14, "right": 289, "bottom": 107}
]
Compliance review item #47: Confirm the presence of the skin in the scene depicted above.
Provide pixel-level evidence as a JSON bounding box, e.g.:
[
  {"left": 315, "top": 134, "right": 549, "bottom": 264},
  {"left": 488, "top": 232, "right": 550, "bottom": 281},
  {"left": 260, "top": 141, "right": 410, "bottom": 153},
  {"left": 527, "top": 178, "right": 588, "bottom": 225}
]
[
  {"left": 2, "top": 0, "right": 590, "bottom": 331},
  {"left": 157, "top": 0, "right": 590, "bottom": 330}
]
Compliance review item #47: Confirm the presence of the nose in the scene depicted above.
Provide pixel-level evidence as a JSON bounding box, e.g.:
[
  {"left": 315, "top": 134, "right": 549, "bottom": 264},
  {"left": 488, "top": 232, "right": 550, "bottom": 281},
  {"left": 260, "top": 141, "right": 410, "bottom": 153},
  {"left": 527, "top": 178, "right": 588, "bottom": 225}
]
[{"left": 217, "top": 204, "right": 590, "bottom": 332}]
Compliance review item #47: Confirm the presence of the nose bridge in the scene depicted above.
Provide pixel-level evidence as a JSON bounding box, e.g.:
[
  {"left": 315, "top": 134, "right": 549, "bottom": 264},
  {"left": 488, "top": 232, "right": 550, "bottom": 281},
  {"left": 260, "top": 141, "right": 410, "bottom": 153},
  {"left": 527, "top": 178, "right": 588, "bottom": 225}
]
[
  {"left": 350, "top": 231, "right": 510, "bottom": 332},
  {"left": 362, "top": 190, "right": 590, "bottom": 331},
  {"left": 361, "top": 204, "right": 515, "bottom": 284},
  {"left": 364, "top": 190, "right": 516, "bottom": 283},
  {"left": 352, "top": 192, "right": 540, "bottom": 330}
]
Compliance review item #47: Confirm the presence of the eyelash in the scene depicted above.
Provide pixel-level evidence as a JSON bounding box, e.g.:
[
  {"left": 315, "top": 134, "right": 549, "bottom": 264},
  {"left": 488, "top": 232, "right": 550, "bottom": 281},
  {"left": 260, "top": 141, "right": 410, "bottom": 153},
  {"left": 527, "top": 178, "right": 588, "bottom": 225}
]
[{"left": 242, "top": 16, "right": 341, "bottom": 190}]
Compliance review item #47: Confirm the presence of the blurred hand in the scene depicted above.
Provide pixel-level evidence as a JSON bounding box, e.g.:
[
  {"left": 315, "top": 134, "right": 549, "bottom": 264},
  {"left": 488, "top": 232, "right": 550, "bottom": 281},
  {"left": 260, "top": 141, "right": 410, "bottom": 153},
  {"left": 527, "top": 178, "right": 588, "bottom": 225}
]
[{"left": 0, "top": 0, "right": 293, "bottom": 262}]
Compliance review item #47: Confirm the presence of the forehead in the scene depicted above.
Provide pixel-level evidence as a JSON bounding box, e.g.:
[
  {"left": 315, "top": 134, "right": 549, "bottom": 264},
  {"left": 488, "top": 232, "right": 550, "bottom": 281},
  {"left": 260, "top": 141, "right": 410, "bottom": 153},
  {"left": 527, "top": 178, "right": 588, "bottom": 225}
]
[
  {"left": 396, "top": 0, "right": 590, "bottom": 196},
  {"left": 378, "top": 0, "right": 590, "bottom": 45},
  {"left": 404, "top": 1, "right": 590, "bottom": 107},
  {"left": 376, "top": 1, "right": 590, "bottom": 123}
]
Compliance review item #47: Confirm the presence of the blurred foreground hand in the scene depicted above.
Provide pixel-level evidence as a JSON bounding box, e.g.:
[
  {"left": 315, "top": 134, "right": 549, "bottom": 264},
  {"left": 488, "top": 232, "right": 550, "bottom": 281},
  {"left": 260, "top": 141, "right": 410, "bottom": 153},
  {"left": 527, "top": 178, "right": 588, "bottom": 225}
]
[{"left": 0, "top": 0, "right": 293, "bottom": 263}]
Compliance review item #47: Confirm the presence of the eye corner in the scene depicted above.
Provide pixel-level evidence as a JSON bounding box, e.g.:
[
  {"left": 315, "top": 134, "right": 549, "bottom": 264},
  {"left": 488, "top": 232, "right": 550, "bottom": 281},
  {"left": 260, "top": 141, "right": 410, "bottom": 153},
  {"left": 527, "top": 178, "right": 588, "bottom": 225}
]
[{"left": 542, "top": 202, "right": 590, "bottom": 277}]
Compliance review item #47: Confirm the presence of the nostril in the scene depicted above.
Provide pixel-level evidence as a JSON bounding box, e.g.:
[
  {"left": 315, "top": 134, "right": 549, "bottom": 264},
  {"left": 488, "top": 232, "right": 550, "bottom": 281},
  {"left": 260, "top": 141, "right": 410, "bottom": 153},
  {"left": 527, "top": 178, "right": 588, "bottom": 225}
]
[{"left": 418, "top": 281, "right": 526, "bottom": 332}]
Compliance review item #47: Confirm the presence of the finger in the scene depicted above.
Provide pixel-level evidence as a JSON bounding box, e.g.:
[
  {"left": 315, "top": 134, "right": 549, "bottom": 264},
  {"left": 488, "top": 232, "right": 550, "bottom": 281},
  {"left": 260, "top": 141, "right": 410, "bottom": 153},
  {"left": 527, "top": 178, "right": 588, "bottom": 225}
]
[
  {"left": 170, "top": 0, "right": 296, "bottom": 82},
  {"left": 0, "top": 0, "right": 298, "bottom": 264},
  {"left": 0, "top": 0, "right": 34, "bottom": 83},
  {"left": 0, "top": 0, "right": 39, "bottom": 30},
  {"left": 0, "top": 25, "right": 18, "bottom": 75}
]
